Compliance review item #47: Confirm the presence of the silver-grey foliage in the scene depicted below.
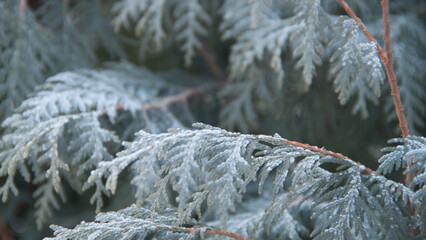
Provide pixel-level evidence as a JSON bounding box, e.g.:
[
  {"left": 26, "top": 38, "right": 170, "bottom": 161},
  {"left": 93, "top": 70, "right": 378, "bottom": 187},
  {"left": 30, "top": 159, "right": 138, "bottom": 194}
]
[
  {"left": 0, "top": 0, "right": 124, "bottom": 124},
  {"left": 105, "top": 0, "right": 425, "bottom": 133},
  {"left": 86, "top": 123, "right": 260, "bottom": 226},
  {"left": 0, "top": 0, "right": 424, "bottom": 239},
  {"left": 46, "top": 205, "right": 200, "bottom": 240},
  {"left": 378, "top": 135, "right": 426, "bottom": 232},
  {"left": 0, "top": 63, "right": 190, "bottom": 228},
  {"left": 329, "top": 17, "right": 385, "bottom": 118},
  {"left": 0, "top": 0, "right": 56, "bottom": 122},
  {"left": 112, "top": 0, "right": 210, "bottom": 65},
  {"left": 83, "top": 123, "right": 419, "bottom": 239},
  {"left": 36, "top": 0, "right": 124, "bottom": 69},
  {"left": 217, "top": 0, "right": 390, "bottom": 131}
]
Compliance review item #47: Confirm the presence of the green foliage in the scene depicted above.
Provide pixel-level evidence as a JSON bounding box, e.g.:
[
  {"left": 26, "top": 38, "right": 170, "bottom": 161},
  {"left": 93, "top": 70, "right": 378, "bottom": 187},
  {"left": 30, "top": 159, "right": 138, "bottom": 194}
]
[{"left": 0, "top": 0, "right": 425, "bottom": 239}]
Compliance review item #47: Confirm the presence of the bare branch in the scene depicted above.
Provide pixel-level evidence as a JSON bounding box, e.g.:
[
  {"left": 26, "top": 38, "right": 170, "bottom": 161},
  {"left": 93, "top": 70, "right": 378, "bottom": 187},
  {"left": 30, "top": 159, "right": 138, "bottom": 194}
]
[{"left": 380, "top": 0, "right": 409, "bottom": 138}]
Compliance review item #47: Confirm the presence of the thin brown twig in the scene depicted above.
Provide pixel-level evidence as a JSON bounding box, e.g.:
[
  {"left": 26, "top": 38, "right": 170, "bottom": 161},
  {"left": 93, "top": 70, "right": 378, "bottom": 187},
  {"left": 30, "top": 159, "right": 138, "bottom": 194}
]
[
  {"left": 258, "top": 134, "right": 374, "bottom": 174},
  {"left": 380, "top": 0, "right": 409, "bottom": 139},
  {"left": 109, "top": 82, "right": 222, "bottom": 113},
  {"left": 379, "top": 0, "right": 414, "bottom": 187},
  {"left": 142, "top": 88, "right": 206, "bottom": 111},
  {"left": 282, "top": 138, "right": 375, "bottom": 174},
  {"left": 140, "top": 82, "right": 222, "bottom": 111},
  {"left": 198, "top": 42, "right": 228, "bottom": 82},
  {"left": 186, "top": 227, "right": 250, "bottom": 240},
  {"left": 336, "top": 0, "right": 409, "bottom": 138}
]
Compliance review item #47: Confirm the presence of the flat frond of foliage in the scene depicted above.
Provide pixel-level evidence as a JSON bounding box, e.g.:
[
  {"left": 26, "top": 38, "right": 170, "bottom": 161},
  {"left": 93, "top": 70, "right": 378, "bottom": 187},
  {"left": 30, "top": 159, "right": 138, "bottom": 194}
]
[
  {"left": 218, "top": 64, "right": 279, "bottom": 132},
  {"left": 289, "top": 0, "right": 331, "bottom": 91},
  {"left": 378, "top": 135, "right": 426, "bottom": 233},
  {"left": 223, "top": 0, "right": 288, "bottom": 87},
  {"left": 211, "top": 195, "right": 312, "bottom": 240},
  {"left": 299, "top": 168, "right": 411, "bottom": 239},
  {"left": 0, "top": 0, "right": 125, "bottom": 124},
  {"left": 112, "top": 0, "right": 168, "bottom": 53},
  {"left": 86, "top": 123, "right": 417, "bottom": 238},
  {"left": 218, "top": 0, "right": 387, "bottom": 130},
  {"left": 219, "top": 0, "right": 254, "bottom": 41},
  {"left": 112, "top": 0, "right": 210, "bottom": 65},
  {"left": 87, "top": 123, "right": 260, "bottom": 226},
  {"left": 228, "top": 19, "right": 296, "bottom": 89},
  {"left": 0, "top": 63, "right": 190, "bottom": 228},
  {"left": 329, "top": 17, "right": 385, "bottom": 118},
  {"left": 46, "top": 204, "right": 200, "bottom": 240},
  {"left": 172, "top": 0, "right": 211, "bottom": 67}
]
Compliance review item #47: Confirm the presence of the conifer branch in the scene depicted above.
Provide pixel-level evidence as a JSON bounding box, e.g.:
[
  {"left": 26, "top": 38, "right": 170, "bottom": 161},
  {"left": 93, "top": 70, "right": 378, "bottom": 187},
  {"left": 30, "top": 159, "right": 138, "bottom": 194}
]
[
  {"left": 186, "top": 227, "right": 250, "bottom": 240},
  {"left": 1, "top": 1, "right": 423, "bottom": 238},
  {"left": 336, "top": 0, "right": 409, "bottom": 138}
]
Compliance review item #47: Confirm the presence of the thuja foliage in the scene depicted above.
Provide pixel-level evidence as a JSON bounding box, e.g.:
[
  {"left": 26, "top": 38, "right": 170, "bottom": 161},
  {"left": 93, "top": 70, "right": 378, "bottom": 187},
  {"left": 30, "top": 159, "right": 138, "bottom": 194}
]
[{"left": 0, "top": 0, "right": 425, "bottom": 239}]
